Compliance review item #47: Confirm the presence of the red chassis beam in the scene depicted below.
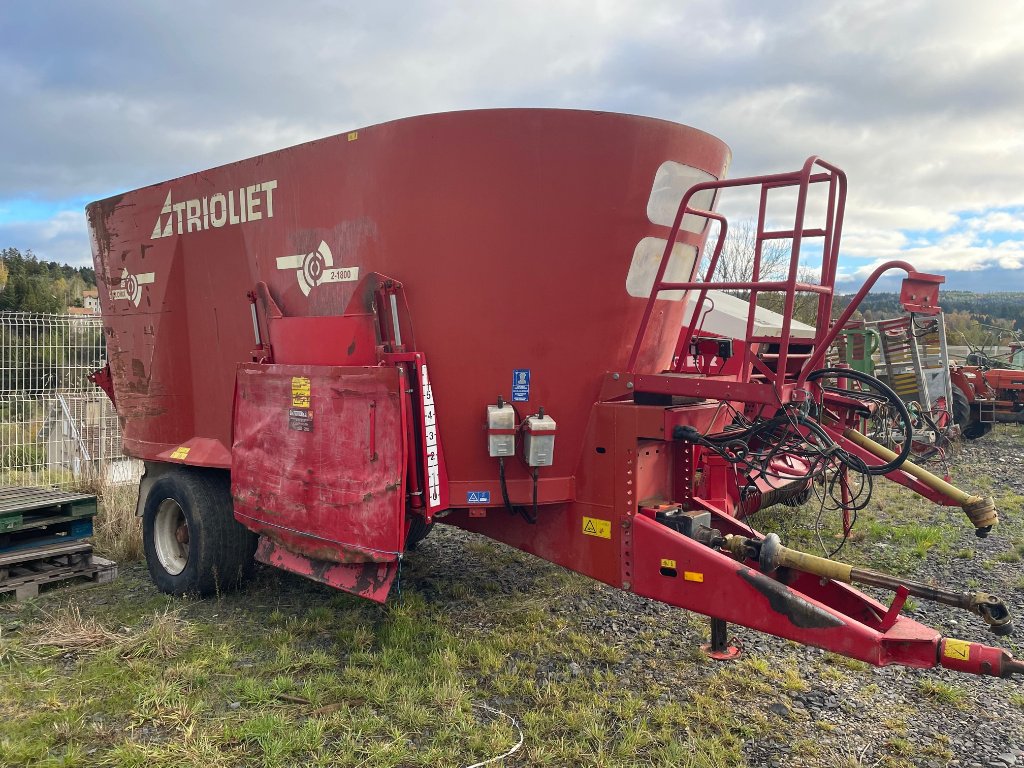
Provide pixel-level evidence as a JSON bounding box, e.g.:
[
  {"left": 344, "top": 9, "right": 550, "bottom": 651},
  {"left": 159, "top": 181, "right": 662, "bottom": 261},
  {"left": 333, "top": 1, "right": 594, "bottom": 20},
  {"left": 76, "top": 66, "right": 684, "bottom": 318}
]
[
  {"left": 447, "top": 391, "right": 1019, "bottom": 678},
  {"left": 630, "top": 503, "right": 1018, "bottom": 677},
  {"left": 630, "top": 505, "right": 939, "bottom": 669}
]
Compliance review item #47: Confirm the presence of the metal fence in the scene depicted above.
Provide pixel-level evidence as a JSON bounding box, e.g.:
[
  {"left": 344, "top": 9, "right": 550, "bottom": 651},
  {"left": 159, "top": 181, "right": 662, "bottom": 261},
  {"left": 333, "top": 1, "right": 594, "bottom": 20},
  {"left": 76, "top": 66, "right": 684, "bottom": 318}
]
[{"left": 0, "top": 312, "right": 140, "bottom": 488}]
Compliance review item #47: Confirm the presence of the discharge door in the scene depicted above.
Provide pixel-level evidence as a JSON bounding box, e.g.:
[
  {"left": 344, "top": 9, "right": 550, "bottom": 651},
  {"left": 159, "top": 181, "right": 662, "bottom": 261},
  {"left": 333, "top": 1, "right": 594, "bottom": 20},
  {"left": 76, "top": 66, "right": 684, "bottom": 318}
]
[{"left": 231, "top": 364, "right": 407, "bottom": 567}]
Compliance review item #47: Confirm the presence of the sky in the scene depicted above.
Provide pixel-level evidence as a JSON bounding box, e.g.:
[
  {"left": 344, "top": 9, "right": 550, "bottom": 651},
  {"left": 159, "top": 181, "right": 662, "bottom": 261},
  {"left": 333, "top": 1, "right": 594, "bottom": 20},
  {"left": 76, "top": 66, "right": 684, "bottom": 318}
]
[{"left": 1, "top": 0, "right": 1023, "bottom": 292}]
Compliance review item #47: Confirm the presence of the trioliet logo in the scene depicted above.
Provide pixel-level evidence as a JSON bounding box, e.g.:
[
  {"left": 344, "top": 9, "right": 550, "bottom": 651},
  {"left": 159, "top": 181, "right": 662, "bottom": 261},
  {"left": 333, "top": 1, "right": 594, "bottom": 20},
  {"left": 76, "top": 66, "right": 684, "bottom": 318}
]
[
  {"left": 151, "top": 180, "right": 277, "bottom": 239},
  {"left": 276, "top": 241, "right": 359, "bottom": 296},
  {"left": 110, "top": 268, "right": 155, "bottom": 307}
]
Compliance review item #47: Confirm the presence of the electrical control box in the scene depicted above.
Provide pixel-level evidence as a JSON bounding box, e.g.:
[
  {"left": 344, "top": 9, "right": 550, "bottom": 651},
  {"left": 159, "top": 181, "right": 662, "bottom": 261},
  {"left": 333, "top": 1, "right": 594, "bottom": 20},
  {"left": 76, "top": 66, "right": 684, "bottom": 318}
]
[
  {"left": 486, "top": 403, "right": 516, "bottom": 457},
  {"left": 522, "top": 413, "right": 557, "bottom": 466}
]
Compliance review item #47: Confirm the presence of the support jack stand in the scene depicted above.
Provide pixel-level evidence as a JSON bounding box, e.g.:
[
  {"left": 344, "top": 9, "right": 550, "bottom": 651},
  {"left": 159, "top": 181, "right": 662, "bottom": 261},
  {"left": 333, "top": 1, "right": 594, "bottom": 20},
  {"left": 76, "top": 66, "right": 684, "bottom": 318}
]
[{"left": 702, "top": 617, "right": 742, "bottom": 660}]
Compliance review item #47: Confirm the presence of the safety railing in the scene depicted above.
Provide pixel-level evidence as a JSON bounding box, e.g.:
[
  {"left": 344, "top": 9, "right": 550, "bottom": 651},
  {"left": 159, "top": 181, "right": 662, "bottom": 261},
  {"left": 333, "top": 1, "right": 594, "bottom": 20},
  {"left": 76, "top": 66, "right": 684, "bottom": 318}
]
[{"left": 628, "top": 157, "right": 847, "bottom": 392}]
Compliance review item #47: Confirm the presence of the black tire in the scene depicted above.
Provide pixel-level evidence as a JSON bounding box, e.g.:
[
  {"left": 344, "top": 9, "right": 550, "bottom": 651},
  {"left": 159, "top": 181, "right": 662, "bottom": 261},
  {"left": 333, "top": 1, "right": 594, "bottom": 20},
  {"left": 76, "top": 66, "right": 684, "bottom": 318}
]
[
  {"left": 142, "top": 468, "right": 257, "bottom": 596},
  {"left": 952, "top": 386, "right": 972, "bottom": 428},
  {"left": 405, "top": 515, "right": 433, "bottom": 551},
  {"left": 962, "top": 420, "right": 993, "bottom": 440}
]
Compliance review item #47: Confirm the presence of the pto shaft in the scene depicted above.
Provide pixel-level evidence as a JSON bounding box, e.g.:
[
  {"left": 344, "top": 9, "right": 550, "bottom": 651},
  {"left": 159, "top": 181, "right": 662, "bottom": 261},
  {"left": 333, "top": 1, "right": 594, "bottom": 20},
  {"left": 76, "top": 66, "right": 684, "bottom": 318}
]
[
  {"left": 842, "top": 427, "right": 997, "bottom": 535},
  {"left": 724, "top": 533, "right": 1014, "bottom": 636}
]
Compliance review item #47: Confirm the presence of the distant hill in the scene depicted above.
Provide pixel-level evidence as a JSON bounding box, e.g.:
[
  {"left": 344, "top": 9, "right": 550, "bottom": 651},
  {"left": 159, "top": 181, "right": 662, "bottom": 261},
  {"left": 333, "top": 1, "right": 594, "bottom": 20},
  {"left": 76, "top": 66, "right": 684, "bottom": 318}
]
[{"left": 850, "top": 291, "right": 1024, "bottom": 330}]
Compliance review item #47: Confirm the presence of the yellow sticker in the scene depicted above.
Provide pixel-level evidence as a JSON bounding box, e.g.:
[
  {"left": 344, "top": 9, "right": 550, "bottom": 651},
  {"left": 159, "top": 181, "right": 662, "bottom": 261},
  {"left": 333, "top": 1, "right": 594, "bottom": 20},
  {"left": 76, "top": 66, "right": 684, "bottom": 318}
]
[
  {"left": 943, "top": 638, "right": 971, "bottom": 661},
  {"left": 683, "top": 571, "right": 704, "bottom": 583},
  {"left": 291, "top": 376, "right": 311, "bottom": 408},
  {"left": 170, "top": 446, "right": 190, "bottom": 460},
  {"left": 582, "top": 516, "right": 611, "bottom": 539},
  {"left": 660, "top": 559, "right": 677, "bottom": 569},
  {"left": 347, "top": 131, "right": 359, "bottom": 141}
]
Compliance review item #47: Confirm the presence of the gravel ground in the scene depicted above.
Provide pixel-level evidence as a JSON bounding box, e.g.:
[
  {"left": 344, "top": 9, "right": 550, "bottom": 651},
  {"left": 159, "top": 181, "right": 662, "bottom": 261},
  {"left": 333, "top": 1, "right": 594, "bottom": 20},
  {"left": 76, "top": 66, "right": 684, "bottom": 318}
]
[{"left": 403, "top": 427, "right": 1024, "bottom": 768}]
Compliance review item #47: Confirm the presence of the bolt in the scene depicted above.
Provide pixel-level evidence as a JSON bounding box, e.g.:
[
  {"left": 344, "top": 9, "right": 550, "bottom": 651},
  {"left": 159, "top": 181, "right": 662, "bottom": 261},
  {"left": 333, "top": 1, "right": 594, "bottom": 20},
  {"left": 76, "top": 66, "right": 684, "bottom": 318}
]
[
  {"left": 626, "top": 382, "right": 634, "bottom": 389},
  {"left": 623, "top": 581, "right": 632, "bottom": 590},
  {"left": 621, "top": 519, "right": 631, "bottom": 529},
  {"left": 612, "top": 373, "right": 620, "bottom": 380}
]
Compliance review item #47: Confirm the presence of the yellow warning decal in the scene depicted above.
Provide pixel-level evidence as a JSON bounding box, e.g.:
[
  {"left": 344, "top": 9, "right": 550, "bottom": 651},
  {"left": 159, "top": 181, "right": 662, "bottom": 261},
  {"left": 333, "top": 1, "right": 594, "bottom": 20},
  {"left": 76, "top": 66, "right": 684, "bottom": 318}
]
[
  {"left": 347, "top": 131, "right": 359, "bottom": 141},
  {"left": 684, "top": 571, "right": 704, "bottom": 583},
  {"left": 582, "top": 516, "right": 611, "bottom": 539},
  {"left": 170, "top": 446, "right": 190, "bottom": 460},
  {"left": 291, "top": 376, "right": 311, "bottom": 408},
  {"left": 943, "top": 638, "right": 971, "bottom": 661},
  {"left": 660, "top": 558, "right": 677, "bottom": 569}
]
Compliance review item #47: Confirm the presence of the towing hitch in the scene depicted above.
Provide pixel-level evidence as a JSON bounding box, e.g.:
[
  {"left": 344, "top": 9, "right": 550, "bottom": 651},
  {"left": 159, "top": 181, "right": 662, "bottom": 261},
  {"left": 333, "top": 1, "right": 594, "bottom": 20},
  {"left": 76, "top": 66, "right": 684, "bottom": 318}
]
[{"left": 721, "top": 532, "right": 1014, "bottom": 636}]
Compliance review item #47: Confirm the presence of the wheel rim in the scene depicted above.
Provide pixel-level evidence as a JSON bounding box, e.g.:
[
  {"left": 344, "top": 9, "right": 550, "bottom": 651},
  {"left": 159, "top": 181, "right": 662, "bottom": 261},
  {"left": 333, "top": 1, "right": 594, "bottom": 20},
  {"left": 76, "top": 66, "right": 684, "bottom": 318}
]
[{"left": 153, "top": 498, "right": 189, "bottom": 576}]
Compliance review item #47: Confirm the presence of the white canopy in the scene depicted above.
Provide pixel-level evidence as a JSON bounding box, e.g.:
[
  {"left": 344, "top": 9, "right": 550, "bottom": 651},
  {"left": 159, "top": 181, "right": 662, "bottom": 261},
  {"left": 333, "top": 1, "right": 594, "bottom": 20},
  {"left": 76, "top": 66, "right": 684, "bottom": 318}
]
[{"left": 681, "top": 290, "right": 816, "bottom": 340}]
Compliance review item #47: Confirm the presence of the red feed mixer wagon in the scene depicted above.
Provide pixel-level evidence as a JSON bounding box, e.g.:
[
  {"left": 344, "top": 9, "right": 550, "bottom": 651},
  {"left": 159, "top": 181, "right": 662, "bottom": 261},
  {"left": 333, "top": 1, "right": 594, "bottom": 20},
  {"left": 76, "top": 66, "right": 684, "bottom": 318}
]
[{"left": 88, "top": 109, "right": 1022, "bottom": 680}]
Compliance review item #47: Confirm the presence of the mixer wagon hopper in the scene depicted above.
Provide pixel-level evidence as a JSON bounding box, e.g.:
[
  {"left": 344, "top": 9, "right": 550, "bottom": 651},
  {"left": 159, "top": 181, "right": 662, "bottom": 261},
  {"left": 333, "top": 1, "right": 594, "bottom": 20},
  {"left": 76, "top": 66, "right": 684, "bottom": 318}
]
[{"left": 87, "top": 109, "right": 1022, "bottom": 680}]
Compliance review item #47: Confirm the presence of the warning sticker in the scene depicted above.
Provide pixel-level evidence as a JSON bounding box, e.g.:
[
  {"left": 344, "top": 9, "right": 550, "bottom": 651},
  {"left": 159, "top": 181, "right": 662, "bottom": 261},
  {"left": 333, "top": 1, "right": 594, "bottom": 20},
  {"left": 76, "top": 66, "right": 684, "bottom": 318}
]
[
  {"left": 291, "top": 377, "right": 311, "bottom": 408},
  {"left": 582, "top": 516, "right": 612, "bottom": 539},
  {"left": 288, "top": 408, "right": 313, "bottom": 432},
  {"left": 170, "top": 446, "right": 190, "bottom": 460},
  {"left": 943, "top": 638, "right": 971, "bottom": 661},
  {"left": 467, "top": 491, "right": 491, "bottom": 504}
]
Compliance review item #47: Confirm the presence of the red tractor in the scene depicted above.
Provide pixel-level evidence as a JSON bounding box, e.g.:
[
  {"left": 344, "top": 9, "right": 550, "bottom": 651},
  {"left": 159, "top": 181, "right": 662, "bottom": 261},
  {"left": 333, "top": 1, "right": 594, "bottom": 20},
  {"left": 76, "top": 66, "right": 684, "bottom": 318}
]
[{"left": 950, "top": 365, "right": 998, "bottom": 438}]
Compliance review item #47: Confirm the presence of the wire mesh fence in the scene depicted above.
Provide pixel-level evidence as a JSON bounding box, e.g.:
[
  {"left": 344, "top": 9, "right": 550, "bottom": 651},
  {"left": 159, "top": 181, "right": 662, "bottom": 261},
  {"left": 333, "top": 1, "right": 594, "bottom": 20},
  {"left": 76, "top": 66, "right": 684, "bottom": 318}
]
[{"left": 0, "top": 312, "right": 141, "bottom": 489}]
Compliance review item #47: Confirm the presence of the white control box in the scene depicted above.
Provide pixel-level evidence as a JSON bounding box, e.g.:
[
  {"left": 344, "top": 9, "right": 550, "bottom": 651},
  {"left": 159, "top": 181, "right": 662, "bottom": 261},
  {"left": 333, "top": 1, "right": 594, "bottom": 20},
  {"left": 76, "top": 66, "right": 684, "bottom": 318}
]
[
  {"left": 522, "top": 414, "right": 557, "bottom": 467},
  {"left": 487, "top": 403, "right": 516, "bottom": 457}
]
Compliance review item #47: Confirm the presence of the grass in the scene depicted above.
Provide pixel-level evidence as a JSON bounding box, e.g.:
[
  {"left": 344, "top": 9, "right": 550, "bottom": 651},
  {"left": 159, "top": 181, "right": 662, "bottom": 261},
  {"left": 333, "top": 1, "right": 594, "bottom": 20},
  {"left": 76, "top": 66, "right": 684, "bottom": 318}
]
[
  {"left": 0, "top": 551, "right": 769, "bottom": 768},
  {"left": 82, "top": 479, "right": 144, "bottom": 563},
  {"left": 916, "top": 679, "right": 969, "bottom": 707},
  {"left": 997, "top": 540, "right": 1024, "bottom": 564}
]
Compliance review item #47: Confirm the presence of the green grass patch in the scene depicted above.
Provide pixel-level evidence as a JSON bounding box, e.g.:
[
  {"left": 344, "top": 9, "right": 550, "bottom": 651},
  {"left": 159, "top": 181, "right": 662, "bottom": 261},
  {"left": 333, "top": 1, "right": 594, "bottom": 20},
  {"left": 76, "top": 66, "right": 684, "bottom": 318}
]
[
  {"left": 0, "top": 552, "right": 767, "bottom": 768},
  {"left": 916, "top": 679, "right": 969, "bottom": 707}
]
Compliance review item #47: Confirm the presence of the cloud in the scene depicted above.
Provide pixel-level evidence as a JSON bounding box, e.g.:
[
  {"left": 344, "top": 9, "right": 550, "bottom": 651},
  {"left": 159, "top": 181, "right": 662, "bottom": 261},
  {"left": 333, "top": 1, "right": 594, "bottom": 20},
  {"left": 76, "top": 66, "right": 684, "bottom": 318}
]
[
  {"left": 1, "top": 1, "right": 1024, "bottom": 286},
  {"left": 848, "top": 227, "right": 1024, "bottom": 279},
  {"left": 0, "top": 210, "right": 93, "bottom": 267}
]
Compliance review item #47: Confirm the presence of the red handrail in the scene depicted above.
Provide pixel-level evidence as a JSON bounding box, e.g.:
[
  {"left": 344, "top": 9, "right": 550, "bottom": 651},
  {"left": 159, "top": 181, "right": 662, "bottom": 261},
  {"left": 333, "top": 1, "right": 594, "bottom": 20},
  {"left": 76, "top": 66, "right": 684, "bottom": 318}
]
[{"left": 627, "top": 157, "right": 848, "bottom": 396}]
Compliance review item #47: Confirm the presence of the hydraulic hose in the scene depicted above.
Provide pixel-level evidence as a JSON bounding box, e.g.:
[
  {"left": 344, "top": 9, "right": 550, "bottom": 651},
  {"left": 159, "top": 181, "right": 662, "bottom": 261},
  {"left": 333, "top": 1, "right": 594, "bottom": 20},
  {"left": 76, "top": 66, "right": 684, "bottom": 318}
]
[{"left": 807, "top": 367, "right": 914, "bottom": 476}]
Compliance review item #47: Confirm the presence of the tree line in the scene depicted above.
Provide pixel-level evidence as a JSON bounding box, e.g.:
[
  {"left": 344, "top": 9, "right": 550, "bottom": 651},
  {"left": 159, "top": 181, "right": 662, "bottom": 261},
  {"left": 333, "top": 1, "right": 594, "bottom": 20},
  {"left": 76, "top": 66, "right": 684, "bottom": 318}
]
[
  {"left": 0, "top": 247, "right": 97, "bottom": 313},
  {"left": 855, "top": 291, "right": 1023, "bottom": 346}
]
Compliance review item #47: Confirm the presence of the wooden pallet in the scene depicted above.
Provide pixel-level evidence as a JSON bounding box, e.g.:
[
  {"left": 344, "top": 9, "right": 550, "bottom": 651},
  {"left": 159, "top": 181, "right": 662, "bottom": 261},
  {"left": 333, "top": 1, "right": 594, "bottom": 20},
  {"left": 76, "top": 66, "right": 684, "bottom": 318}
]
[
  {"left": 0, "top": 541, "right": 117, "bottom": 601},
  {"left": 0, "top": 486, "right": 97, "bottom": 533},
  {"left": 0, "top": 517, "right": 94, "bottom": 554}
]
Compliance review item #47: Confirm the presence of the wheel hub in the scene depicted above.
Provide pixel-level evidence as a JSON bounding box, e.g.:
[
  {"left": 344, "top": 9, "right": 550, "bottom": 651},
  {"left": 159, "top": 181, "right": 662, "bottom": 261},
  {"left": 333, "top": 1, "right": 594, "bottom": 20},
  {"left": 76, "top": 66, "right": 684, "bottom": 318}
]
[{"left": 153, "top": 498, "right": 189, "bottom": 576}]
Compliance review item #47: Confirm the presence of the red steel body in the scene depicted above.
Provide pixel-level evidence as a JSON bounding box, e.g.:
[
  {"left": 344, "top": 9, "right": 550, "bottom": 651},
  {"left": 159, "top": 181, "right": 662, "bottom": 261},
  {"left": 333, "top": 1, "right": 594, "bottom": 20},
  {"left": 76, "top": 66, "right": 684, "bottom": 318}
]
[
  {"left": 88, "top": 109, "right": 1018, "bottom": 677},
  {"left": 88, "top": 109, "right": 728, "bottom": 478}
]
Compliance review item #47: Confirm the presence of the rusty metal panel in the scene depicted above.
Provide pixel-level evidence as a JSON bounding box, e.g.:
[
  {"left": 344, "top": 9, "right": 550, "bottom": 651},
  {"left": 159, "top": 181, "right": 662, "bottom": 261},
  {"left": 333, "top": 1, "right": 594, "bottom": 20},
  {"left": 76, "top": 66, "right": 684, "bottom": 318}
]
[
  {"left": 88, "top": 109, "right": 730, "bottom": 486},
  {"left": 254, "top": 537, "right": 397, "bottom": 603},
  {"left": 232, "top": 364, "right": 406, "bottom": 563}
]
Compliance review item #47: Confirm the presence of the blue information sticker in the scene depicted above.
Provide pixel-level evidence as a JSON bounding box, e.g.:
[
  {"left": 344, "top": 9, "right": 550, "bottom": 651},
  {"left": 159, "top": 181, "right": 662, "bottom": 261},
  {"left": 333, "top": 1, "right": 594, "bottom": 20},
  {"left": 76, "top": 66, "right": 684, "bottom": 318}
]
[
  {"left": 511, "top": 368, "right": 531, "bottom": 402},
  {"left": 466, "top": 491, "right": 491, "bottom": 504}
]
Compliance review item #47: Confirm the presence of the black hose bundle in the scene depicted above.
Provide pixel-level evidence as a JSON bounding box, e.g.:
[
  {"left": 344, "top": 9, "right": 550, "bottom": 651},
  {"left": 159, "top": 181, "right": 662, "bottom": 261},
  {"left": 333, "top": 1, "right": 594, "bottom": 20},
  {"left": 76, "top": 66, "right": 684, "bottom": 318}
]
[{"left": 673, "top": 368, "right": 912, "bottom": 555}]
